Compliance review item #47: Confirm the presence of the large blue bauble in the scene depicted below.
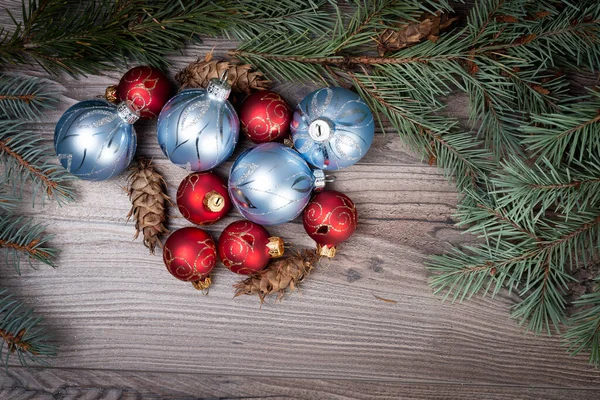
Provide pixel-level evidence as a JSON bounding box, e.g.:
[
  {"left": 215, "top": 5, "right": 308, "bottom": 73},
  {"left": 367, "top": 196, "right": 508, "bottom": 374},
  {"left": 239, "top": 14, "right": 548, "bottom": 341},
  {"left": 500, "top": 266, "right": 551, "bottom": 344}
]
[
  {"left": 228, "top": 143, "right": 325, "bottom": 226},
  {"left": 157, "top": 88, "right": 239, "bottom": 171},
  {"left": 54, "top": 100, "right": 137, "bottom": 181},
  {"left": 291, "top": 87, "right": 375, "bottom": 170}
]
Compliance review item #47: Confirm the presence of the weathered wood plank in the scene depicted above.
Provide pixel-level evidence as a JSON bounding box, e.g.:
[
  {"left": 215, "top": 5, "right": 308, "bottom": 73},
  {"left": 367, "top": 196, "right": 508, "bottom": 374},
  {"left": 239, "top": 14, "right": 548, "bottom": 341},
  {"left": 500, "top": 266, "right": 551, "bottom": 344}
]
[{"left": 2, "top": 367, "right": 600, "bottom": 400}]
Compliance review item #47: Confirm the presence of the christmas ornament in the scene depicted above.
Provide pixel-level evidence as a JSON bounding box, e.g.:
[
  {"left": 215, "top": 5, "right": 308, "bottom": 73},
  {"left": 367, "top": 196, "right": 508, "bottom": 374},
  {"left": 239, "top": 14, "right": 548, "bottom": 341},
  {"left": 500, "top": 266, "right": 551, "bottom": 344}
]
[
  {"left": 290, "top": 87, "right": 375, "bottom": 170},
  {"left": 162, "top": 227, "right": 217, "bottom": 290},
  {"left": 228, "top": 142, "right": 326, "bottom": 226},
  {"left": 302, "top": 190, "right": 358, "bottom": 258},
  {"left": 157, "top": 73, "right": 239, "bottom": 171},
  {"left": 177, "top": 172, "right": 230, "bottom": 225},
  {"left": 218, "top": 220, "right": 284, "bottom": 275},
  {"left": 127, "top": 158, "right": 171, "bottom": 254},
  {"left": 106, "top": 66, "right": 173, "bottom": 119},
  {"left": 175, "top": 52, "right": 270, "bottom": 94},
  {"left": 54, "top": 100, "right": 138, "bottom": 181},
  {"left": 239, "top": 91, "right": 292, "bottom": 143},
  {"left": 234, "top": 249, "right": 319, "bottom": 303}
]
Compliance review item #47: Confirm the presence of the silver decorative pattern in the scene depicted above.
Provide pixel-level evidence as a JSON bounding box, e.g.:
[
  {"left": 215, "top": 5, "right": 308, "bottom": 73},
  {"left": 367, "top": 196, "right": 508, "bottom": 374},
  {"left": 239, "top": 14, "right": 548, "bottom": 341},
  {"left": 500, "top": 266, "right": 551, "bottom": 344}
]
[
  {"left": 291, "top": 87, "right": 375, "bottom": 170},
  {"left": 228, "top": 142, "right": 325, "bottom": 226},
  {"left": 157, "top": 88, "right": 239, "bottom": 171},
  {"left": 54, "top": 100, "right": 137, "bottom": 181}
]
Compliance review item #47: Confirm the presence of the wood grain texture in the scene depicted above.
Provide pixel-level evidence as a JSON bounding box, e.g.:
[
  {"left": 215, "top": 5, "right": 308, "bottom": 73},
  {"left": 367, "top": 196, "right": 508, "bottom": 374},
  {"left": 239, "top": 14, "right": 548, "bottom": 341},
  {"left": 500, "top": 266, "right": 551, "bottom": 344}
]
[
  {"left": 2, "top": 0, "right": 600, "bottom": 397},
  {"left": 2, "top": 367, "right": 600, "bottom": 400}
]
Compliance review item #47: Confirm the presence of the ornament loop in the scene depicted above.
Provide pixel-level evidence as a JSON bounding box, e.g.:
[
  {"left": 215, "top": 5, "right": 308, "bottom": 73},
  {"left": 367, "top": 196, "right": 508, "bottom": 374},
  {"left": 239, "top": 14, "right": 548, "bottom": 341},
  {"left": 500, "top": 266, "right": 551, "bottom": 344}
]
[
  {"left": 220, "top": 69, "right": 229, "bottom": 83},
  {"left": 308, "top": 118, "right": 333, "bottom": 142},
  {"left": 266, "top": 236, "right": 285, "bottom": 258},
  {"left": 325, "top": 174, "right": 336, "bottom": 183},
  {"left": 117, "top": 101, "right": 140, "bottom": 124}
]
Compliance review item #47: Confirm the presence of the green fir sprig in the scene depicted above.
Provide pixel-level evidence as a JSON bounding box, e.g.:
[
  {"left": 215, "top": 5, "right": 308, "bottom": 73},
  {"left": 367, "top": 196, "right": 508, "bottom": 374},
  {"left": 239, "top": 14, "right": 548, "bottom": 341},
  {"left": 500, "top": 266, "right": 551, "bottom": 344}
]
[
  {"left": 0, "top": 120, "right": 76, "bottom": 205},
  {"left": 0, "top": 289, "right": 56, "bottom": 368},
  {"left": 0, "top": 75, "right": 57, "bottom": 120},
  {"left": 0, "top": 214, "right": 57, "bottom": 274},
  {"left": 566, "top": 277, "right": 600, "bottom": 367},
  {"left": 0, "top": 0, "right": 329, "bottom": 76}
]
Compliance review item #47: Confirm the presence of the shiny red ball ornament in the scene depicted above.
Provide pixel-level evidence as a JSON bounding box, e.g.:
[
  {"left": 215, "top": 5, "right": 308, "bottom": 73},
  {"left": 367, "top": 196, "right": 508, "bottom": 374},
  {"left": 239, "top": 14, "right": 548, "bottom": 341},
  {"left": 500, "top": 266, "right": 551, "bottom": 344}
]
[
  {"left": 106, "top": 66, "right": 173, "bottom": 119},
  {"left": 218, "top": 220, "right": 284, "bottom": 275},
  {"left": 177, "top": 172, "right": 231, "bottom": 225},
  {"left": 302, "top": 190, "right": 358, "bottom": 258},
  {"left": 163, "top": 227, "right": 217, "bottom": 290},
  {"left": 239, "top": 91, "right": 292, "bottom": 143}
]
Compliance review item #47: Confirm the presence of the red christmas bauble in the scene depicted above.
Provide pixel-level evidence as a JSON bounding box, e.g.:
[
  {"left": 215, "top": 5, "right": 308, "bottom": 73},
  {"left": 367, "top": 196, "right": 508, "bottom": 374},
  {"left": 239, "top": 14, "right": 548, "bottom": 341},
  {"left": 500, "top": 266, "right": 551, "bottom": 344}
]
[
  {"left": 177, "top": 172, "right": 231, "bottom": 225},
  {"left": 302, "top": 190, "right": 358, "bottom": 258},
  {"left": 218, "top": 220, "right": 284, "bottom": 275},
  {"left": 113, "top": 66, "right": 172, "bottom": 119},
  {"left": 163, "top": 227, "right": 217, "bottom": 290},
  {"left": 239, "top": 91, "right": 292, "bottom": 143}
]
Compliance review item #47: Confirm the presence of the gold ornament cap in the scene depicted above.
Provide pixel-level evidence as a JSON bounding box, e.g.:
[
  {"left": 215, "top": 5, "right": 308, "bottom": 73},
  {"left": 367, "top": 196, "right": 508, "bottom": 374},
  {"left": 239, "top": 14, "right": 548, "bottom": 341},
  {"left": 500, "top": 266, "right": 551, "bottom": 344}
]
[
  {"left": 105, "top": 85, "right": 118, "bottom": 103},
  {"left": 204, "top": 190, "right": 225, "bottom": 212},
  {"left": 191, "top": 276, "right": 212, "bottom": 291},
  {"left": 266, "top": 236, "right": 285, "bottom": 258},
  {"left": 317, "top": 244, "right": 336, "bottom": 258}
]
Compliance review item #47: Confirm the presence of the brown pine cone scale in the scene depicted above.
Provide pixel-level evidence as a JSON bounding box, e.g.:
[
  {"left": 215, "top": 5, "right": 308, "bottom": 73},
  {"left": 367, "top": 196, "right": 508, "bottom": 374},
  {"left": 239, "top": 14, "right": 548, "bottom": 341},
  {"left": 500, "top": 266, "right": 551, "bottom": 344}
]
[
  {"left": 127, "top": 158, "right": 171, "bottom": 254},
  {"left": 175, "top": 52, "right": 270, "bottom": 94},
  {"left": 234, "top": 250, "right": 320, "bottom": 303}
]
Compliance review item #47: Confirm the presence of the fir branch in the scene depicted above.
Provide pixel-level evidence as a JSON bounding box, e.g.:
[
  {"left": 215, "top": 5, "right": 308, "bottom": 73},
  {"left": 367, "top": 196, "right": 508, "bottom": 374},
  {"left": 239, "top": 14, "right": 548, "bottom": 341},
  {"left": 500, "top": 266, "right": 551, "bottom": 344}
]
[
  {"left": 0, "top": 191, "right": 20, "bottom": 214},
  {"left": 0, "top": 121, "right": 75, "bottom": 205},
  {"left": 492, "top": 157, "right": 600, "bottom": 227},
  {"left": 0, "top": 214, "right": 56, "bottom": 274},
  {"left": 521, "top": 90, "right": 600, "bottom": 164},
  {"left": 0, "top": 289, "right": 56, "bottom": 367},
  {"left": 0, "top": 75, "right": 57, "bottom": 121},
  {"left": 0, "top": 0, "right": 330, "bottom": 76},
  {"left": 565, "top": 277, "right": 600, "bottom": 368}
]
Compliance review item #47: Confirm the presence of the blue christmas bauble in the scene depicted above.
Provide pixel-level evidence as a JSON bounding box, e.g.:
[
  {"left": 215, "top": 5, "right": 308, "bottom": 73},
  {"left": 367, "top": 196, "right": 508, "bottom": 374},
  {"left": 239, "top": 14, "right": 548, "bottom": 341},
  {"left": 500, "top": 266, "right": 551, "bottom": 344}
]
[
  {"left": 54, "top": 100, "right": 138, "bottom": 181},
  {"left": 291, "top": 87, "right": 375, "bottom": 170},
  {"left": 156, "top": 84, "right": 239, "bottom": 171},
  {"left": 228, "top": 143, "right": 325, "bottom": 226}
]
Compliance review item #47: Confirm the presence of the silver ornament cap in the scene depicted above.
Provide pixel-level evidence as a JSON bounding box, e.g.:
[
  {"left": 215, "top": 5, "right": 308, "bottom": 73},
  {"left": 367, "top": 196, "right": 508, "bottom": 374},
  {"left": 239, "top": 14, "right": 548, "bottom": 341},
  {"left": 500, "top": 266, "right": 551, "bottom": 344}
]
[
  {"left": 313, "top": 169, "right": 325, "bottom": 191},
  {"left": 117, "top": 101, "right": 140, "bottom": 124},
  {"left": 207, "top": 70, "right": 232, "bottom": 101}
]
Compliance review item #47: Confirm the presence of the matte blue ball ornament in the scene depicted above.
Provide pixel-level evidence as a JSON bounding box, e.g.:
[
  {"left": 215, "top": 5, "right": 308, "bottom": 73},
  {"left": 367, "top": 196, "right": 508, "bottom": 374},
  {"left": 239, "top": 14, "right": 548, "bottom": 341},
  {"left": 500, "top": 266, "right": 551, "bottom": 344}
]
[
  {"left": 228, "top": 142, "right": 325, "bottom": 226},
  {"left": 291, "top": 87, "right": 375, "bottom": 170},
  {"left": 54, "top": 100, "right": 138, "bottom": 181},
  {"left": 157, "top": 72, "right": 239, "bottom": 171}
]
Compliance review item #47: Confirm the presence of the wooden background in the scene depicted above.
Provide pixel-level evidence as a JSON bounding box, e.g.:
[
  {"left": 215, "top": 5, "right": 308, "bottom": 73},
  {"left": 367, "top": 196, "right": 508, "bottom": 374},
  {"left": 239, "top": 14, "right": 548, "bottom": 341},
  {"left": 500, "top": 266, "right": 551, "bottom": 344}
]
[{"left": 2, "top": 2, "right": 600, "bottom": 399}]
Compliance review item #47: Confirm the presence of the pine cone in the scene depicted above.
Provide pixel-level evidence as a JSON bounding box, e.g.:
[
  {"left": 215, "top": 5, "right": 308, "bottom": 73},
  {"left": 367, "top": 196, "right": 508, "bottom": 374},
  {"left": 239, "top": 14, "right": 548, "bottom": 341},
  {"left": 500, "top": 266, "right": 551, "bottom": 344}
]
[
  {"left": 233, "top": 250, "right": 320, "bottom": 303},
  {"left": 127, "top": 158, "right": 171, "bottom": 254},
  {"left": 175, "top": 52, "right": 270, "bottom": 94},
  {"left": 378, "top": 11, "right": 458, "bottom": 55}
]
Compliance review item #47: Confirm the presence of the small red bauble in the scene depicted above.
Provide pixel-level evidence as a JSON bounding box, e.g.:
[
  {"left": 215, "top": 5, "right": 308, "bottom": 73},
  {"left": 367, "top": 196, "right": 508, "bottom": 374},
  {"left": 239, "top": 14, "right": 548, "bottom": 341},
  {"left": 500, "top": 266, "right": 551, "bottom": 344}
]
[
  {"left": 302, "top": 190, "right": 358, "bottom": 258},
  {"left": 239, "top": 91, "right": 292, "bottom": 143},
  {"left": 177, "top": 172, "right": 231, "bottom": 225},
  {"left": 106, "top": 66, "right": 173, "bottom": 119},
  {"left": 163, "top": 227, "right": 217, "bottom": 290},
  {"left": 218, "top": 220, "right": 284, "bottom": 275}
]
